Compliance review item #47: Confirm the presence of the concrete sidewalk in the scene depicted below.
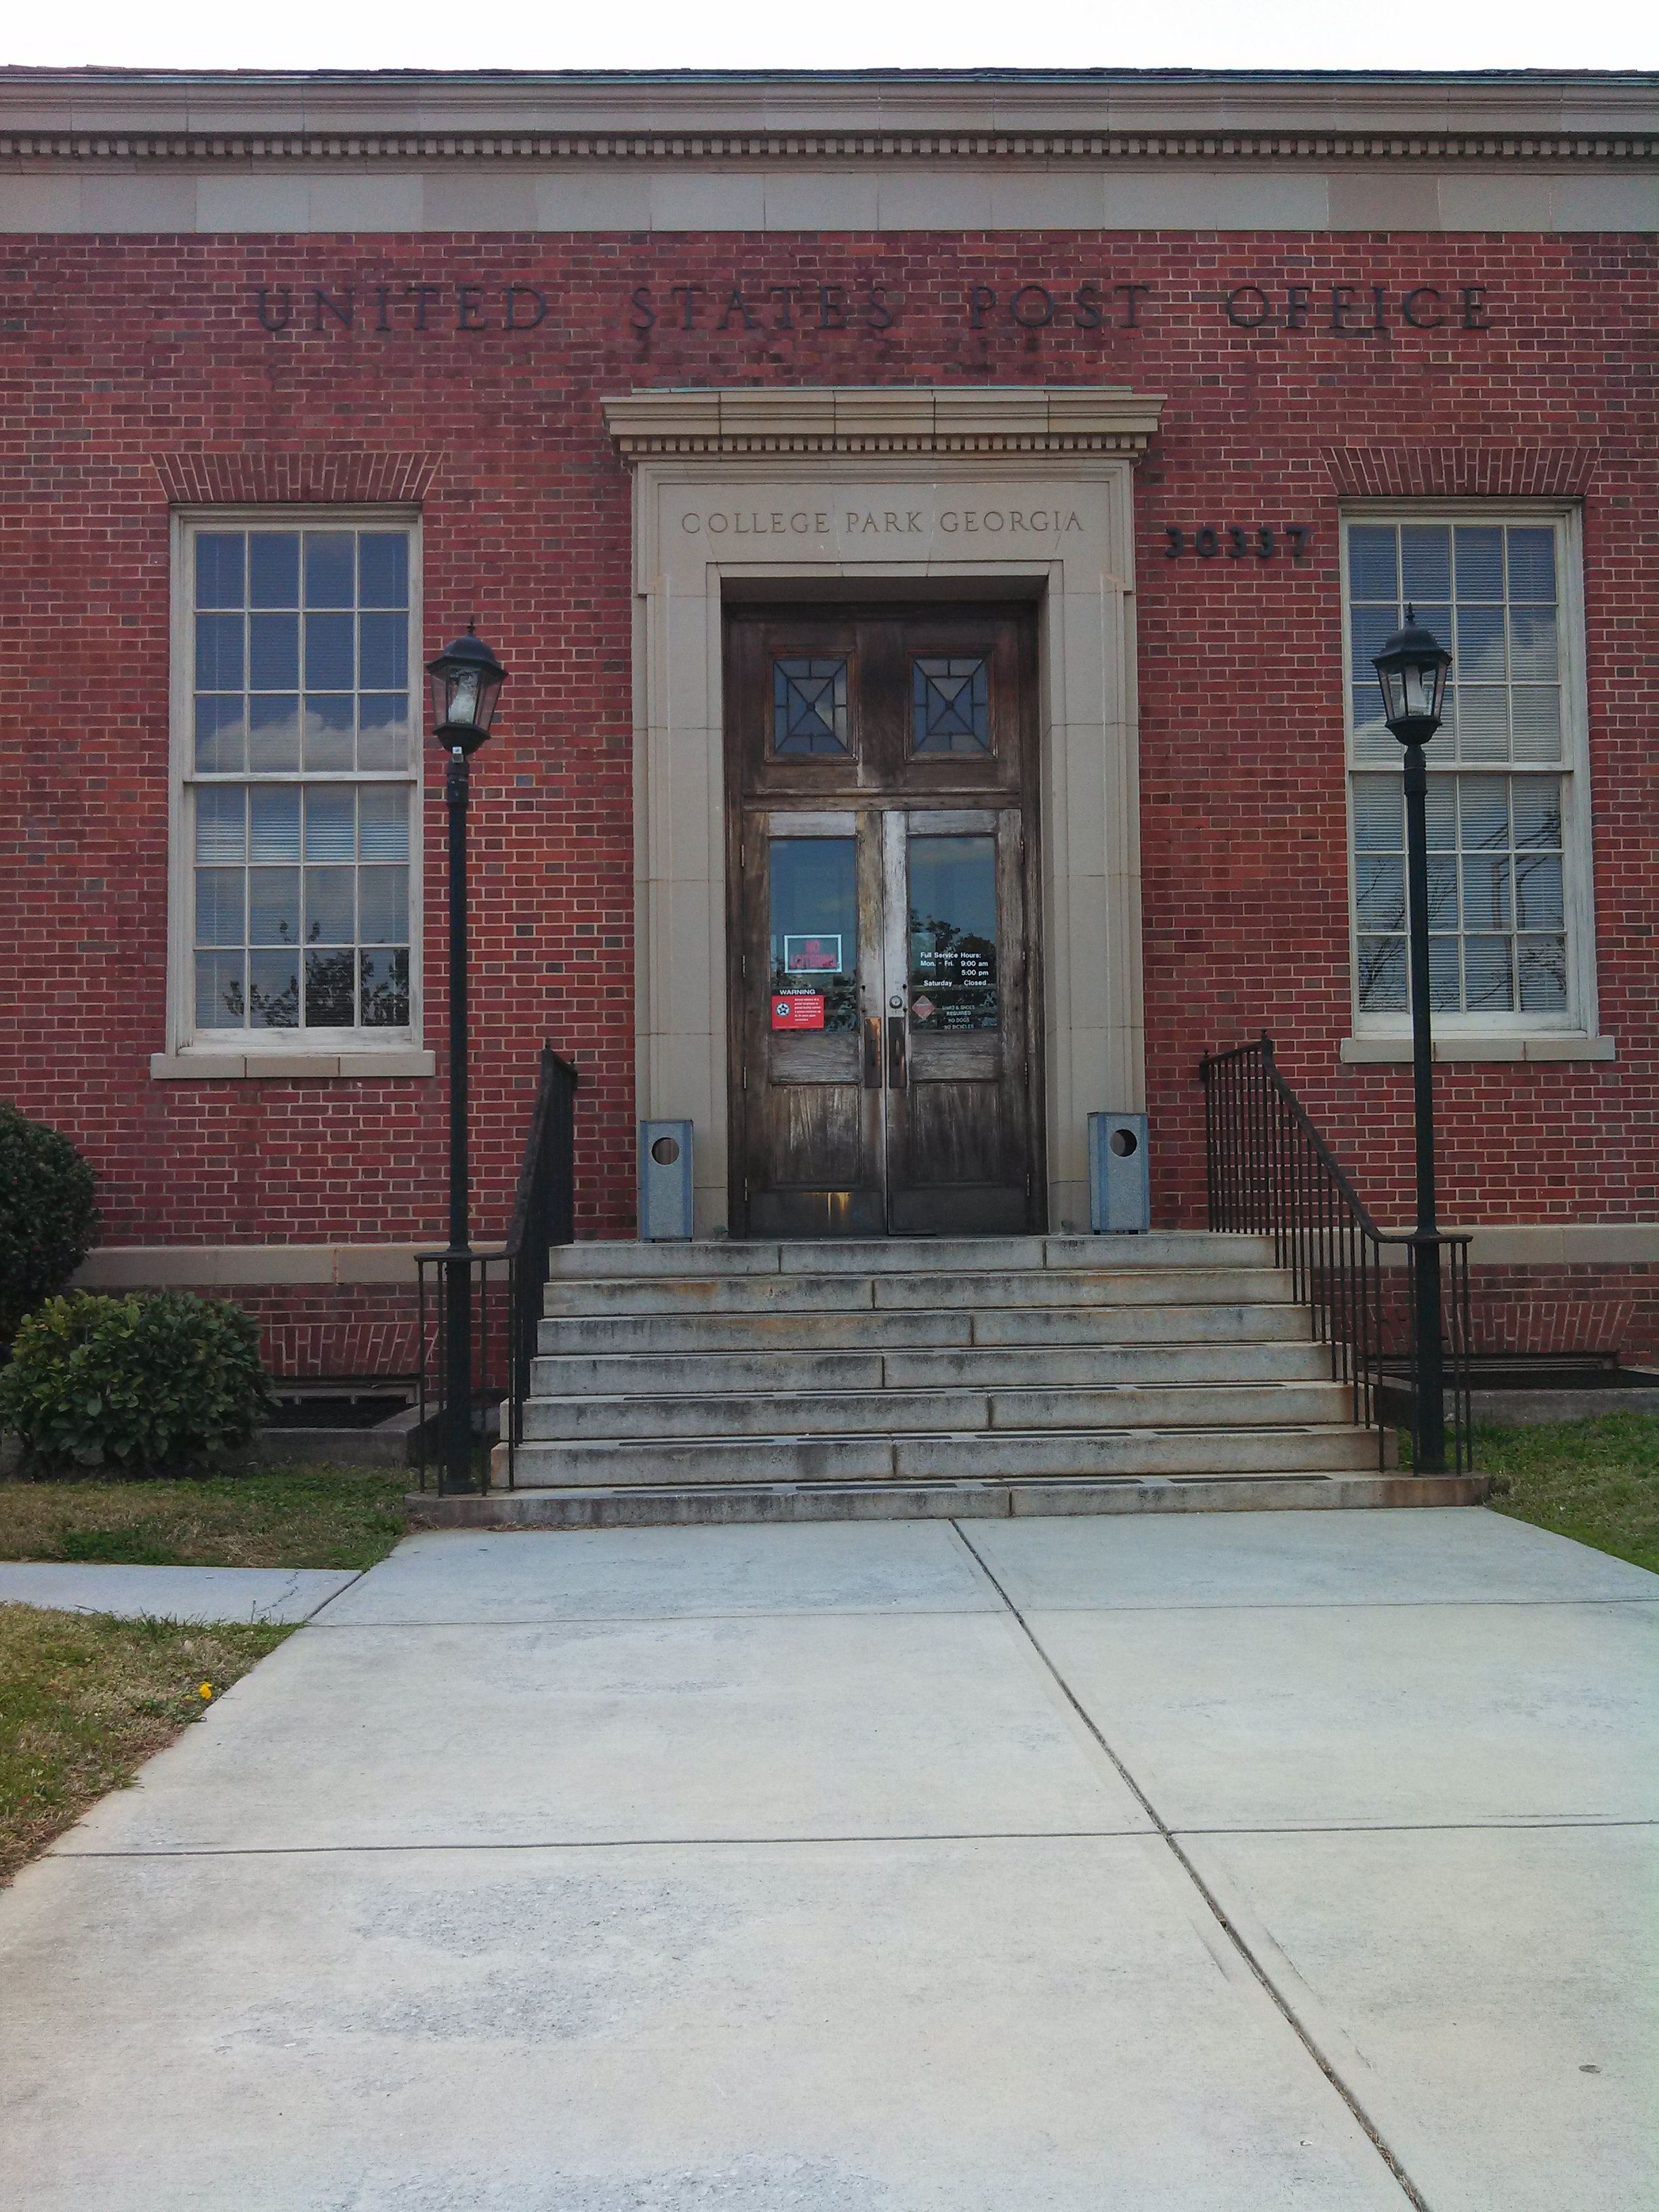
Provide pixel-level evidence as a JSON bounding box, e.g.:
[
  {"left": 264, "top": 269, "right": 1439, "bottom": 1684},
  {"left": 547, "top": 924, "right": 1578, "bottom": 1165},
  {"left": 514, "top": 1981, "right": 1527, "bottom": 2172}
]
[
  {"left": 0, "top": 1559, "right": 360, "bottom": 1624},
  {"left": 1, "top": 1509, "right": 1654, "bottom": 2209}
]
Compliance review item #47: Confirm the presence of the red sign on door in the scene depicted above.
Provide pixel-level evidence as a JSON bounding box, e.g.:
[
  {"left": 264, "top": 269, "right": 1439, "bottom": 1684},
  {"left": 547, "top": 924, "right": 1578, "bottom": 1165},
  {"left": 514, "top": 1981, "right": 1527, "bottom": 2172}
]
[{"left": 771, "top": 994, "right": 825, "bottom": 1031}]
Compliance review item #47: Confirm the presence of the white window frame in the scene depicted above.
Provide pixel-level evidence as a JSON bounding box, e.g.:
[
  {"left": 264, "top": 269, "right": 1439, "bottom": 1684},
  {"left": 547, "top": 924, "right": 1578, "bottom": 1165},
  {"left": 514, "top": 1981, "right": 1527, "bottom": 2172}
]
[
  {"left": 155, "top": 504, "right": 433, "bottom": 1080},
  {"left": 1339, "top": 501, "right": 1610, "bottom": 1065}
]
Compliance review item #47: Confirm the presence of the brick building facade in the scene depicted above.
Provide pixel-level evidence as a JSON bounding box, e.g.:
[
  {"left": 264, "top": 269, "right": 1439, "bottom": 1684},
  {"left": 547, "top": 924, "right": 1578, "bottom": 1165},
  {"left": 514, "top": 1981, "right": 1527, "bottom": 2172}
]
[{"left": 2, "top": 67, "right": 1654, "bottom": 1374}]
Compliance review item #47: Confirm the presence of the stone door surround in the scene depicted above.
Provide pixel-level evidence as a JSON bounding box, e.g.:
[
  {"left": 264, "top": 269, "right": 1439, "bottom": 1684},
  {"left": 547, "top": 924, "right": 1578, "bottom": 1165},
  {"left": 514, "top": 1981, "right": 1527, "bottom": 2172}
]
[{"left": 605, "top": 384, "right": 1166, "bottom": 1237}]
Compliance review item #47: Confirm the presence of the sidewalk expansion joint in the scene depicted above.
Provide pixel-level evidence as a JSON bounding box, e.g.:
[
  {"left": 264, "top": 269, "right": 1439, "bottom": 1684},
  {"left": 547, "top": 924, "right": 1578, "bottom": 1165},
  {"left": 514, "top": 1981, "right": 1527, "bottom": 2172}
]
[{"left": 948, "top": 1517, "right": 1437, "bottom": 2212}]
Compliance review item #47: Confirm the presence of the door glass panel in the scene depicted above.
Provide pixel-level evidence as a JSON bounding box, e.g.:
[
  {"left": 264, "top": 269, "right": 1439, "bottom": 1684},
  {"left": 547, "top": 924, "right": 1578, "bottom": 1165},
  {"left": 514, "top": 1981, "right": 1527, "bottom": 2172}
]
[
  {"left": 769, "top": 838, "right": 858, "bottom": 1029},
  {"left": 908, "top": 834, "right": 998, "bottom": 1031}
]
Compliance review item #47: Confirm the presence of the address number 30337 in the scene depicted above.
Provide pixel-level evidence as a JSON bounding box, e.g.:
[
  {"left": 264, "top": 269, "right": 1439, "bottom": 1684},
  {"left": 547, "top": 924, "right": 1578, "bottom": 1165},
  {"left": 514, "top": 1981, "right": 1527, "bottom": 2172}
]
[{"left": 1165, "top": 525, "right": 1313, "bottom": 562}]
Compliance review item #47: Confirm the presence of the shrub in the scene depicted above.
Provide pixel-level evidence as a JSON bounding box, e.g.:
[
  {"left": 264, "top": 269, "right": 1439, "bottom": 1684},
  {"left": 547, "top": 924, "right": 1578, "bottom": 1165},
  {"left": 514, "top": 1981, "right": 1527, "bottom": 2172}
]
[
  {"left": 0, "top": 1292, "right": 276, "bottom": 1475},
  {"left": 0, "top": 1104, "right": 100, "bottom": 1342}
]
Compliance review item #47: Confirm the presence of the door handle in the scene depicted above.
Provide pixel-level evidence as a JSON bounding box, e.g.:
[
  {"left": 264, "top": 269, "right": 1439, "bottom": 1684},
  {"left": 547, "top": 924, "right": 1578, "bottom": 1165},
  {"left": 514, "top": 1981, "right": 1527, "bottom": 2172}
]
[
  {"left": 886, "top": 1013, "right": 907, "bottom": 1089},
  {"left": 863, "top": 1014, "right": 882, "bottom": 1089}
]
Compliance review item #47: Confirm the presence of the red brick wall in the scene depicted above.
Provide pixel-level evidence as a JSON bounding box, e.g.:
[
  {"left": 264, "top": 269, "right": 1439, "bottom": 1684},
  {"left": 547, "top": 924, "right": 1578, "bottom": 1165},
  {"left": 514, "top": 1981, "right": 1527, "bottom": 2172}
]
[{"left": 2, "top": 228, "right": 1654, "bottom": 1359}]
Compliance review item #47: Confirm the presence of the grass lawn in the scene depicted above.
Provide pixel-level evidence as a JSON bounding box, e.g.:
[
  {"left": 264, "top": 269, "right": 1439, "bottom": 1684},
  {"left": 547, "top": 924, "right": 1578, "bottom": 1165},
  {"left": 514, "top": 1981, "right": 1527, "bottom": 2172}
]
[
  {"left": 0, "top": 1605, "right": 291, "bottom": 1883},
  {"left": 1478, "top": 1411, "right": 1659, "bottom": 1576},
  {"left": 0, "top": 1462, "right": 408, "bottom": 1572}
]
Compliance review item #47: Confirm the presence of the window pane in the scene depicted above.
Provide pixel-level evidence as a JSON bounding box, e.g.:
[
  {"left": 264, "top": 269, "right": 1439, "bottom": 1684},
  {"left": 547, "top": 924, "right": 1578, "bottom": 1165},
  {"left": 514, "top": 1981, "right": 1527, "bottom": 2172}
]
[
  {"left": 1514, "top": 850, "right": 1564, "bottom": 931},
  {"left": 249, "top": 611, "right": 300, "bottom": 692},
  {"left": 1454, "top": 525, "right": 1504, "bottom": 600},
  {"left": 1506, "top": 528, "right": 1557, "bottom": 601},
  {"left": 1459, "top": 777, "right": 1509, "bottom": 852},
  {"left": 1357, "top": 937, "right": 1407, "bottom": 1012},
  {"left": 306, "top": 612, "right": 354, "bottom": 690},
  {"left": 359, "top": 866, "right": 408, "bottom": 944},
  {"left": 1399, "top": 526, "right": 1450, "bottom": 603},
  {"left": 912, "top": 656, "right": 990, "bottom": 754},
  {"left": 304, "top": 786, "right": 356, "bottom": 861},
  {"left": 194, "top": 697, "right": 246, "bottom": 774},
  {"left": 249, "top": 867, "right": 300, "bottom": 945},
  {"left": 195, "top": 951, "right": 245, "bottom": 1028},
  {"left": 361, "top": 949, "right": 410, "bottom": 1027},
  {"left": 1510, "top": 688, "right": 1562, "bottom": 763},
  {"left": 1518, "top": 936, "right": 1568, "bottom": 1012},
  {"left": 1352, "top": 780, "right": 1402, "bottom": 852},
  {"left": 1454, "top": 605, "right": 1506, "bottom": 685},
  {"left": 1428, "top": 936, "right": 1461, "bottom": 1012},
  {"left": 908, "top": 835, "right": 998, "bottom": 1031},
  {"left": 358, "top": 533, "right": 408, "bottom": 609},
  {"left": 1514, "top": 779, "right": 1563, "bottom": 849},
  {"left": 1354, "top": 854, "right": 1404, "bottom": 927},
  {"left": 359, "top": 613, "right": 407, "bottom": 691},
  {"left": 1351, "top": 683, "right": 1393, "bottom": 761},
  {"left": 249, "top": 533, "right": 300, "bottom": 609},
  {"left": 194, "top": 786, "right": 246, "bottom": 863},
  {"left": 304, "top": 532, "right": 354, "bottom": 608},
  {"left": 249, "top": 787, "right": 301, "bottom": 863},
  {"left": 358, "top": 695, "right": 409, "bottom": 771},
  {"left": 769, "top": 836, "right": 857, "bottom": 1029},
  {"left": 249, "top": 950, "right": 300, "bottom": 1028},
  {"left": 1462, "top": 853, "right": 1511, "bottom": 931},
  {"left": 773, "top": 658, "right": 850, "bottom": 755},
  {"left": 1455, "top": 687, "right": 1509, "bottom": 762},
  {"left": 195, "top": 868, "right": 245, "bottom": 947},
  {"left": 359, "top": 787, "right": 410, "bottom": 861},
  {"left": 1507, "top": 605, "right": 1559, "bottom": 682},
  {"left": 195, "top": 534, "right": 245, "bottom": 610},
  {"left": 1423, "top": 784, "right": 1457, "bottom": 851},
  {"left": 304, "top": 866, "right": 354, "bottom": 945},
  {"left": 1349, "top": 604, "right": 1397, "bottom": 674},
  {"left": 248, "top": 695, "right": 301, "bottom": 772},
  {"left": 1425, "top": 855, "right": 1459, "bottom": 930},
  {"left": 195, "top": 613, "right": 243, "bottom": 691},
  {"left": 1463, "top": 936, "right": 1514, "bottom": 1010},
  {"left": 1346, "top": 526, "right": 1397, "bottom": 602},
  {"left": 304, "top": 695, "right": 355, "bottom": 771},
  {"left": 305, "top": 949, "right": 356, "bottom": 1027}
]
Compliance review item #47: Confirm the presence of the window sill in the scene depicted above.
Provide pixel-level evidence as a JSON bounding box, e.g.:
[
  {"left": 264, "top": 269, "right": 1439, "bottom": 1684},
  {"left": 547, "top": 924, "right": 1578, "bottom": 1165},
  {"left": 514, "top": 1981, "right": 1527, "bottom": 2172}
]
[
  {"left": 1340, "top": 1033, "right": 1616, "bottom": 1065},
  {"left": 150, "top": 1048, "right": 436, "bottom": 1080}
]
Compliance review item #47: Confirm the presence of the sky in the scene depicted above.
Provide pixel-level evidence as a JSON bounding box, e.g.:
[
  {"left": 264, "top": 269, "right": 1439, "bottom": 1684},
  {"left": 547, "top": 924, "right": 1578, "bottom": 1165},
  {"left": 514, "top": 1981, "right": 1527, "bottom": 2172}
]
[{"left": 3, "top": 0, "right": 1656, "bottom": 75}]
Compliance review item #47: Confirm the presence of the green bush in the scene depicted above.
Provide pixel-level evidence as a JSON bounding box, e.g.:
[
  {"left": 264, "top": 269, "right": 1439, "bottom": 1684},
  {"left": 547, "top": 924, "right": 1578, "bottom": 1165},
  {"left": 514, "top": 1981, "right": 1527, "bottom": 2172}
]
[
  {"left": 0, "top": 1104, "right": 100, "bottom": 1342},
  {"left": 0, "top": 1292, "right": 276, "bottom": 1475}
]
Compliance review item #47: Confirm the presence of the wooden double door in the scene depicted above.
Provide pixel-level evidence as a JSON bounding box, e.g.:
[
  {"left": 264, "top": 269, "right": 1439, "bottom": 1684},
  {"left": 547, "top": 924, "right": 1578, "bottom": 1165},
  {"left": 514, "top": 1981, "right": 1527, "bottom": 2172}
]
[{"left": 726, "top": 605, "right": 1043, "bottom": 1237}]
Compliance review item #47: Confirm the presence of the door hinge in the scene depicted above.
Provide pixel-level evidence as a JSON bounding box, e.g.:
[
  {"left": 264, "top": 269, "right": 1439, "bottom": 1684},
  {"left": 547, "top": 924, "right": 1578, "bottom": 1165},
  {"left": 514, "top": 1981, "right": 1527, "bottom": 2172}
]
[
  {"left": 741, "top": 951, "right": 747, "bottom": 981},
  {"left": 741, "top": 1061, "right": 748, "bottom": 1090}
]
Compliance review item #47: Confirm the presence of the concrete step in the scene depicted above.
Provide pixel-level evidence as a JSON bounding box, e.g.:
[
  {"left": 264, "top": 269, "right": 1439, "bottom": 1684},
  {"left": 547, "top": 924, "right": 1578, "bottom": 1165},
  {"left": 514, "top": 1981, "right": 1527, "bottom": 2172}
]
[
  {"left": 536, "top": 1301, "right": 1310, "bottom": 1357},
  {"left": 420, "top": 1471, "right": 1489, "bottom": 1530},
  {"left": 529, "top": 1340, "right": 1332, "bottom": 1399},
  {"left": 542, "top": 1265, "right": 1294, "bottom": 1318},
  {"left": 543, "top": 1231, "right": 1276, "bottom": 1279},
  {"left": 504, "top": 1422, "right": 1382, "bottom": 1488},
  {"left": 521, "top": 1378, "right": 1352, "bottom": 1441}
]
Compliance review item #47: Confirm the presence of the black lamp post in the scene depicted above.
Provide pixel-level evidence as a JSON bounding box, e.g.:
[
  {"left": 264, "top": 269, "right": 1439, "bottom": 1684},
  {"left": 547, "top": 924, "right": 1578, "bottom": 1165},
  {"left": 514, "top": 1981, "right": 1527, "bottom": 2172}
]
[
  {"left": 1372, "top": 605, "right": 1454, "bottom": 1473},
  {"left": 425, "top": 625, "right": 507, "bottom": 1496}
]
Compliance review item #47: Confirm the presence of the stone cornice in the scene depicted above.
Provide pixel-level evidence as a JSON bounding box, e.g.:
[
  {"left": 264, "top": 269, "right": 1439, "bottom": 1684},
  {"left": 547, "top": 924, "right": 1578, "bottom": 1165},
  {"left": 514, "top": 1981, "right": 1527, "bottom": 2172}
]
[
  {"left": 603, "top": 386, "right": 1166, "bottom": 458},
  {"left": 2, "top": 68, "right": 1656, "bottom": 167}
]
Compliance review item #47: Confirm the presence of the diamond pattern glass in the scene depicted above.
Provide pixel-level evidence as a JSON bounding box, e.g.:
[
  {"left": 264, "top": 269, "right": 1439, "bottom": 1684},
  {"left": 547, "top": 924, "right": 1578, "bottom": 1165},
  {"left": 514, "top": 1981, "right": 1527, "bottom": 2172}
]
[
  {"left": 912, "top": 656, "right": 990, "bottom": 754},
  {"left": 772, "top": 657, "right": 849, "bottom": 755}
]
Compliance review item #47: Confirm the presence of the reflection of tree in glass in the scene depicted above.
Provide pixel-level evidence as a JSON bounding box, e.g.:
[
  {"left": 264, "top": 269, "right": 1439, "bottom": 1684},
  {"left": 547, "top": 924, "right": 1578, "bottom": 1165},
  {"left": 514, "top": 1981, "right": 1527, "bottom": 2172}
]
[
  {"left": 909, "top": 909, "right": 998, "bottom": 1027},
  {"left": 306, "top": 951, "right": 356, "bottom": 1027},
  {"left": 250, "top": 972, "right": 300, "bottom": 1027},
  {"left": 362, "top": 950, "right": 409, "bottom": 1028}
]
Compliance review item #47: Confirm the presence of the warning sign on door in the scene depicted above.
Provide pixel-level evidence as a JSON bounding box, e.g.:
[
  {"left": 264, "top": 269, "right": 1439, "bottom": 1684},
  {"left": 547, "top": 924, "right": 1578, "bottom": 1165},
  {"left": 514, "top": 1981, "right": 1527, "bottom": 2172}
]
[{"left": 771, "top": 994, "right": 825, "bottom": 1031}]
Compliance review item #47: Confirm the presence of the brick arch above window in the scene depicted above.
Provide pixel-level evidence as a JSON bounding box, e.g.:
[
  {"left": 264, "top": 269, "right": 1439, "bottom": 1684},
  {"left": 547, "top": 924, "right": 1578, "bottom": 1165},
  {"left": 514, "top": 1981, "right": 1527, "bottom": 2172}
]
[
  {"left": 154, "top": 450, "right": 442, "bottom": 507},
  {"left": 1322, "top": 447, "right": 1599, "bottom": 501}
]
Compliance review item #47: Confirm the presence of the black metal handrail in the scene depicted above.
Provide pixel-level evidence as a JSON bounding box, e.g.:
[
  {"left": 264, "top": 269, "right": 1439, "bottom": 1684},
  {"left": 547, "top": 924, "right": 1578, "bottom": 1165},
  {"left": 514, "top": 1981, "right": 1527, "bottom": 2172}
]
[
  {"left": 1199, "top": 1033, "right": 1473, "bottom": 1475},
  {"left": 415, "top": 1045, "right": 577, "bottom": 1494}
]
